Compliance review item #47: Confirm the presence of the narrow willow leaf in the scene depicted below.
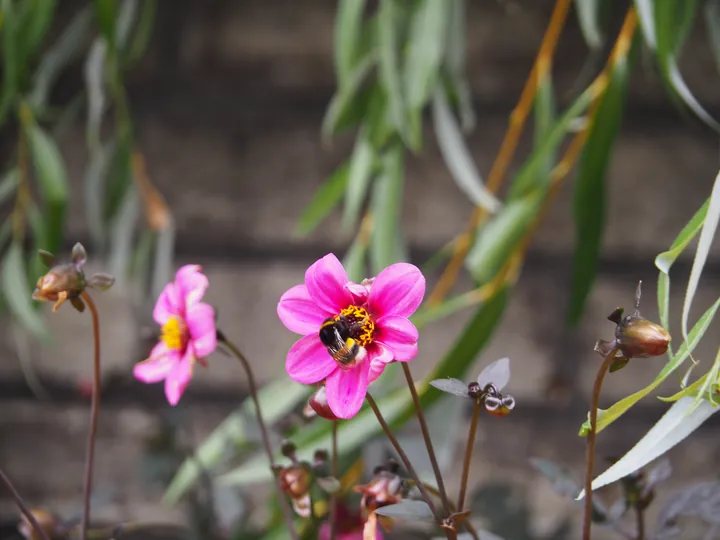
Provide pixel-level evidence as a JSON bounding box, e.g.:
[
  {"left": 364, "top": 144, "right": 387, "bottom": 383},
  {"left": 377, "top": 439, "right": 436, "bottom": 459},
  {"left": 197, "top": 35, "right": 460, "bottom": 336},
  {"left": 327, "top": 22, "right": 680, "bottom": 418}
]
[
  {"left": 466, "top": 191, "right": 542, "bottom": 284},
  {"left": 634, "top": 0, "right": 656, "bottom": 48},
  {"left": 123, "top": 0, "right": 156, "bottom": 67},
  {"left": 0, "top": 0, "right": 18, "bottom": 125},
  {"left": 163, "top": 379, "right": 310, "bottom": 504},
  {"left": 705, "top": 0, "right": 720, "bottom": 73},
  {"left": 533, "top": 77, "right": 556, "bottom": 177},
  {"left": 218, "top": 288, "right": 509, "bottom": 487},
  {"left": 108, "top": 186, "right": 139, "bottom": 282},
  {"left": 342, "top": 127, "right": 375, "bottom": 232},
  {"left": 377, "top": 0, "right": 408, "bottom": 144},
  {"left": 655, "top": 198, "right": 708, "bottom": 333},
  {"left": 568, "top": 46, "right": 632, "bottom": 325},
  {"left": 93, "top": 0, "right": 118, "bottom": 48},
  {"left": 0, "top": 168, "right": 18, "bottom": 204},
  {"left": 103, "top": 131, "right": 133, "bottom": 223},
  {"left": 343, "top": 234, "right": 368, "bottom": 284},
  {"left": 84, "top": 140, "right": 113, "bottom": 251},
  {"left": 508, "top": 87, "right": 594, "bottom": 200},
  {"left": 322, "top": 51, "right": 377, "bottom": 141},
  {"left": 27, "top": 122, "right": 68, "bottom": 254},
  {"left": 444, "top": 0, "right": 474, "bottom": 132},
  {"left": 370, "top": 143, "right": 404, "bottom": 273},
  {"left": 681, "top": 169, "right": 720, "bottom": 365},
  {"left": 17, "top": 0, "right": 56, "bottom": 64},
  {"left": 296, "top": 162, "right": 349, "bottom": 237},
  {"left": 658, "top": 372, "right": 709, "bottom": 402},
  {"left": 404, "top": 0, "right": 449, "bottom": 111},
  {"left": 151, "top": 217, "right": 175, "bottom": 300},
  {"left": 577, "top": 397, "right": 718, "bottom": 500},
  {"left": 115, "top": 0, "right": 138, "bottom": 50},
  {"left": 29, "top": 6, "right": 94, "bottom": 111},
  {"left": 3, "top": 243, "right": 48, "bottom": 339},
  {"left": 575, "top": 0, "right": 603, "bottom": 50},
  {"left": 334, "top": 0, "right": 367, "bottom": 87},
  {"left": 432, "top": 86, "right": 500, "bottom": 212},
  {"left": 578, "top": 297, "right": 720, "bottom": 436},
  {"left": 85, "top": 38, "right": 107, "bottom": 149}
]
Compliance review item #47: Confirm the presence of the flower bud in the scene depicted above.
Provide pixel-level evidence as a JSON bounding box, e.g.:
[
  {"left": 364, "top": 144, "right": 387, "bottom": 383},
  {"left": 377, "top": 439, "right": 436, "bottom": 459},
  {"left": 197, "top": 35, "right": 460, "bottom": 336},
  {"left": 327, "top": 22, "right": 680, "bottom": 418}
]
[
  {"left": 32, "top": 263, "right": 86, "bottom": 312},
  {"left": 280, "top": 440, "right": 297, "bottom": 460},
  {"left": 306, "top": 386, "right": 340, "bottom": 421},
  {"left": 616, "top": 316, "right": 671, "bottom": 358},
  {"left": 279, "top": 464, "right": 311, "bottom": 500}
]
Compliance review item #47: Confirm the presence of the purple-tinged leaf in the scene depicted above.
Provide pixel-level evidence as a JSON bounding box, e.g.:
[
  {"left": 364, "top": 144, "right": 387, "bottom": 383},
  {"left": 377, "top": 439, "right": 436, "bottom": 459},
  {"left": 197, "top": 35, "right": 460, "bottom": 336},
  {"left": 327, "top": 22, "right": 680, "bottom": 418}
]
[
  {"left": 429, "top": 378, "right": 470, "bottom": 398},
  {"left": 71, "top": 242, "right": 87, "bottom": 267},
  {"left": 477, "top": 357, "right": 510, "bottom": 390},
  {"left": 373, "top": 500, "right": 434, "bottom": 522}
]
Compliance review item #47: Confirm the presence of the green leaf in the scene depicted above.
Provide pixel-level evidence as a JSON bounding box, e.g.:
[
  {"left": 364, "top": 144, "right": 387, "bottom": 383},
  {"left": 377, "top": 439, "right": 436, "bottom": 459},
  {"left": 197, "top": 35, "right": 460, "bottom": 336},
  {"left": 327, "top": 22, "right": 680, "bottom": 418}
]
[
  {"left": 533, "top": 77, "right": 557, "bottom": 177},
  {"left": 17, "top": 0, "right": 56, "bottom": 64},
  {"left": 342, "top": 127, "right": 375, "bottom": 232},
  {"left": 2, "top": 242, "right": 48, "bottom": 339},
  {"left": 403, "top": 0, "right": 449, "bottom": 112},
  {"left": 295, "top": 162, "right": 349, "bottom": 237},
  {"left": 29, "top": 6, "right": 94, "bottom": 113},
  {"left": 567, "top": 45, "right": 632, "bottom": 325},
  {"left": 574, "top": 0, "right": 603, "bottom": 50},
  {"left": 103, "top": 131, "right": 133, "bottom": 223},
  {"left": 578, "top": 296, "right": 720, "bottom": 436},
  {"left": 163, "top": 378, "right": 310, "bottom": 504},
  {"left": 0, "top": 0, "right": 18, "bottom": 125},
  {"left": 123, "top": 0, "right": 156, "bottom": 66},
  {"left": 93, "top": 0, "right": 117, "bottom": 48},
  {"left": 655, "top": 198, "right": 708, "bottom": 334},
  {"left": 705, "top": 0, "right": 720, "bottom": 73},
  {"left": 334, "top": 0, "right": 367, "bottom": 88},
  {"left": 377, "top": 0, "right": 409, "bottom": 145},
  {"left": 26, "top": 122, "right": 68, "bottom": 254},
  {"left": 444, "top": 0, "right": 474, "bottom": 132},
  {"left": 681, "top": 169, "right": 720, "bottom": 367},
  {"left": 370, "top": 143, "right": 404, "bottom": 273},
  {"left": 343, "top": 234, "right": 368, "bottom": 283},
  {"left": 577, "top": 397, "right": 718, "bottom": 500},
  {"left": 432, "top": 85, "right": 500, "bottom": 213},
  {"left": 219, "top": 288, "right": 509, "bottom": 487},
  {"left": 0, "top": 167, "right": 18, "bottom": 204},
  {"left": 466, "top": 191, "right": 542, "bottom": 284},
  {"left": 322, "top": 51, "right": 377, "bottom": 142},
  {"left": 508, "top": 86, "right": 594, "bottom": 200}
]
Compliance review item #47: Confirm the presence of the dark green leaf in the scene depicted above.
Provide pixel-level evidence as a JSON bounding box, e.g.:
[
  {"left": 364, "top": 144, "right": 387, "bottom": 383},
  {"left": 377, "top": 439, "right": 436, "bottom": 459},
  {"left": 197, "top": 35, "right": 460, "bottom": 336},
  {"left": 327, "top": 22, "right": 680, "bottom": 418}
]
[
  {"left": 0, "top": 167, "right": 18, "bottom": 204},
  {"left": 342, "top": 127, "right": 375, "bottom": 232},
  {"left": 123, "top": 0, "right": 156, "bottom": 67},
  {"left": 403, "top": 0, "right": 449, "bottom": 111},
  {"left": 93, "top": 0, "right": 117, "bottom": 48},
  {"left": 26, "top": 122, "right": 68, "bottom": 254},
  {"left": 370, "top": 143, "right": 404, "bottom": 273},
  {"left": 17, "top": 0, "right": 56, "bottom": 64},
  {"left": 533, "top": 76, "right": 556, "bottom": 177},
  {"left": 296, "top": 162, "right": 350, "bottom": 236},
  {"left": 567, "top": 43, "right": 633, "bottom": 325},
  {"left": 322, "top": 51, "right": 377, "bottom": 141},
  {"left": 432, "top": 86, "right": 500, "bottom": 212},
  {"left": 378, "top": 0, "right": 409, "bottom": 145},
  {"left": 705, "top": 0, "right": 720, "bottom": 73},
  {"left": 466, "top": 192, "right": 542, "bottom": 284},
  {"left": 3, "top": 242, "right": 48, "bottom": 339},
  {"left": 0, "top": 0, "right": 18, "bottom": 125},
  {"left": 334, "top": 0, "right": 367, "bottom": 87}
]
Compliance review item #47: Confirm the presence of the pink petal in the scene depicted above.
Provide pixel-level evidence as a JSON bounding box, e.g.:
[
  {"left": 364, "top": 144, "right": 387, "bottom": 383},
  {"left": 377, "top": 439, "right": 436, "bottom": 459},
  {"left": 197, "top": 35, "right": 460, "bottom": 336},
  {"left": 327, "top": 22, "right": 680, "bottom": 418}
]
[
  {"left": 187, "top": 302, "right": 217, "bottom": 358},
  {"left": 367, "top": 342, "right": 393, "bottom": 383},
  {"left": 376, "top": 315, "right": 419, "bottom": 362},
  {"left": 368, "top": 263, "right": 425, "bottom": 318},
  {"left": 175, "top": 264, "right": 209, "bottom": 308},
  {"left": 278, "top": 284, "right": 334, "bottom": 335},
  {"left": 326, "top": 361, "right": 370, "bottom": 419},
  {"left": 344, "top": 281, "right": 369, "bottom": 305},
  {"left": 153, "top": 282, "right": 181, "bottom": 325},
  {"left": 305, "top": 254, "right": 353, "bottom": 314},
  {"left": 133, "top": 343, "right": 178, "bottom": 383},
  {"left": 164, "top": 345, "right": 195, "bottom": 406},
  {"left": 286, "top": 334, "right": 338, "bottom": 385}
]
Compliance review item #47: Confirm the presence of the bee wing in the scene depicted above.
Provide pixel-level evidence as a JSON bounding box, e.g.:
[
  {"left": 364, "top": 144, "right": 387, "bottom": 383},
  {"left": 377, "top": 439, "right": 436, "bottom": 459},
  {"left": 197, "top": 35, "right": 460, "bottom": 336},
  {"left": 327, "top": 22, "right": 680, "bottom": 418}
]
[
  {"left": 477, "top": 357, "right": 510, "bottom": 391},
  {"left": 429, "top": 378, "right": 471, "bottom": 398}
]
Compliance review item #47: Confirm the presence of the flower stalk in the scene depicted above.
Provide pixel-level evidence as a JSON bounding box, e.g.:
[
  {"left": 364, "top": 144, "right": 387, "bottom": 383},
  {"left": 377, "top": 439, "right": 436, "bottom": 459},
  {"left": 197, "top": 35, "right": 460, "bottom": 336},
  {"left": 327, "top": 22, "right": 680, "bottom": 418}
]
[
  {"left": 401, "top": 363, "right": 451, "bottom": 515},
  {"left": 79, "top": 290, "right": 101, "bottom": 540},
  {"left": 457, "top": 400, "right": 481, "bottom": 512},
  {"left": 217, "top": 331, "right": 299, "bottom": 540},
  {"left": 330, "top": 420, "right": 338, "bottom": 540},
  {"left": 0, "top": 468, "right": 51, "bottom": 540},
  {"left": 582, "top": 347, "right": 619, "bottom": 540}
]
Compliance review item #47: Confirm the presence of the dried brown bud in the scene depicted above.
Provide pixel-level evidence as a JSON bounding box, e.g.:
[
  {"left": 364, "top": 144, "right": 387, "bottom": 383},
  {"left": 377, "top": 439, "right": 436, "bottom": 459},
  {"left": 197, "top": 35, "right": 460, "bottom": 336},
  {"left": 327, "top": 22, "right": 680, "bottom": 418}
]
[
  {"left": 616, "top": 316, "right": 671, "bottom": 358},
  {"left": 18, "top": 508, "right": 60, "bottom": 540},
  {"left": 306, "top": 386, "right": 340, "bottom": 421},
  {"left": 32, "top": 263, "right": 85, "bottom": 311},
  {"left": 279, "top": 464, "right": 311, "bottom": 499},
  {"left": 354, "top": 469, "right": 404, "bottom": 516}
]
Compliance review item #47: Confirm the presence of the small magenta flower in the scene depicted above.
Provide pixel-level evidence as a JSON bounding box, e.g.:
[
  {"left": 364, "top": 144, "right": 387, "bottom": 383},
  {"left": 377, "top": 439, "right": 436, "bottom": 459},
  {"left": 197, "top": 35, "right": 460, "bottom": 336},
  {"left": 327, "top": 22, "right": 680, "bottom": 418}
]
[
  {"left": 133, "top": 265, "right": 217, "bottom": 405},
  {"left": 278, "top": 254, "right": 425, "bottom": 419},
  {"left": 318, "top": 502, "right": 385, "bottom": 540}
]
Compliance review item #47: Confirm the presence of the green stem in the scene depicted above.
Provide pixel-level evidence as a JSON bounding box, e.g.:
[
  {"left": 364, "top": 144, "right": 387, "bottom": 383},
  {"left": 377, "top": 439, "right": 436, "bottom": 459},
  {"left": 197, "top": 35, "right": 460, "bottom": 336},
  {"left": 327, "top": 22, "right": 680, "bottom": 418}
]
[
  {"left": 635, "top": 505, "right": 644, "bottom": 540},
  {"left": 457, "top": 400, "right": 481, "bottom": 512},
  {"left": 218, "top": 331, "right": 299, "bottom": 540},
  {"left": 582, "top": 347, "right": 619, "bottom": 540},
  {"left": 401, "top": 363, "right": 452, "bottom": 515}
]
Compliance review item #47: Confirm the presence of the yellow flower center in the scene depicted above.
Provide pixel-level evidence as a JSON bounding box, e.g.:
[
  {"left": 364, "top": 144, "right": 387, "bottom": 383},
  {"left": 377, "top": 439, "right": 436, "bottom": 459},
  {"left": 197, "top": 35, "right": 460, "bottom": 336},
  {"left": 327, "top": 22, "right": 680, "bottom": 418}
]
[
  {"left": 161, "top": 316, "right": 187, "bottom": 350},
  {"left": 337, "top": 305, "right": 374, "bottom": 347}
]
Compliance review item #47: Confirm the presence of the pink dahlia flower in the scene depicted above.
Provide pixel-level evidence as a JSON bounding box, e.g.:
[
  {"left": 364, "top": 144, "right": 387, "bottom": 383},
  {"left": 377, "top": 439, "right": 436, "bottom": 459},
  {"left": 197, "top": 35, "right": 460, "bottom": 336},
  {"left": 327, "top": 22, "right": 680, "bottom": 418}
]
[
  {"left": 133, "top": 265, "right": 217, "bottom": 405},
  {"left": 277, "top": 254, "right": 425, "bottom": 419}
]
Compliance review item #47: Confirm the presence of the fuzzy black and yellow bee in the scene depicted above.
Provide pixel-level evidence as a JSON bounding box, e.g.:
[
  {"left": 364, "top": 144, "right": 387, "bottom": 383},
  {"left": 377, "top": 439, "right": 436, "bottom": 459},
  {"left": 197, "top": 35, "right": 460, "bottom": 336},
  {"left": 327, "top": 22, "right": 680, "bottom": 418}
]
[{"left": 318, "top": 315, "right": 367, "bottom": 368}]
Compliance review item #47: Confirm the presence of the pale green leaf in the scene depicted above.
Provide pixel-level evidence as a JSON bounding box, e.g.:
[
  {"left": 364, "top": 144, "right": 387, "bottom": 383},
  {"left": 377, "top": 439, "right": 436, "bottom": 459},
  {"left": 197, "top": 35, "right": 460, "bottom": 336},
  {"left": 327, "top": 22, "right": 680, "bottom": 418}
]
[
  {"left": 377, "top": 0, "right": 409, "bottom": 144},
  {"left": 334, "top": 0, "right": 367, "bottom": 87},
  {"left": 3, "top": 242, "right": 48, "bottom": 339},
  {"left": 370, "top": 143, "right": 404, "bottom": 273},
  {"left": 342, "top": 127, "right": 375, "bottom": 232},
  {"left": 575, "top": 0, "right": 603, "bottom": 50},
  {"left": 296, "top": 162, "right": 349, "bottom": 237}
]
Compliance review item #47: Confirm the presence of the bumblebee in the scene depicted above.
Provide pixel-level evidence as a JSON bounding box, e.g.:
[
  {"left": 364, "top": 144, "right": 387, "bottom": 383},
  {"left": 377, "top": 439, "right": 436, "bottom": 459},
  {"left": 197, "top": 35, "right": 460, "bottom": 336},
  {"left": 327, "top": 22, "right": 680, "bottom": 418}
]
[{"left": 319, "top": 315, "right": 367, "bottom": 368}]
